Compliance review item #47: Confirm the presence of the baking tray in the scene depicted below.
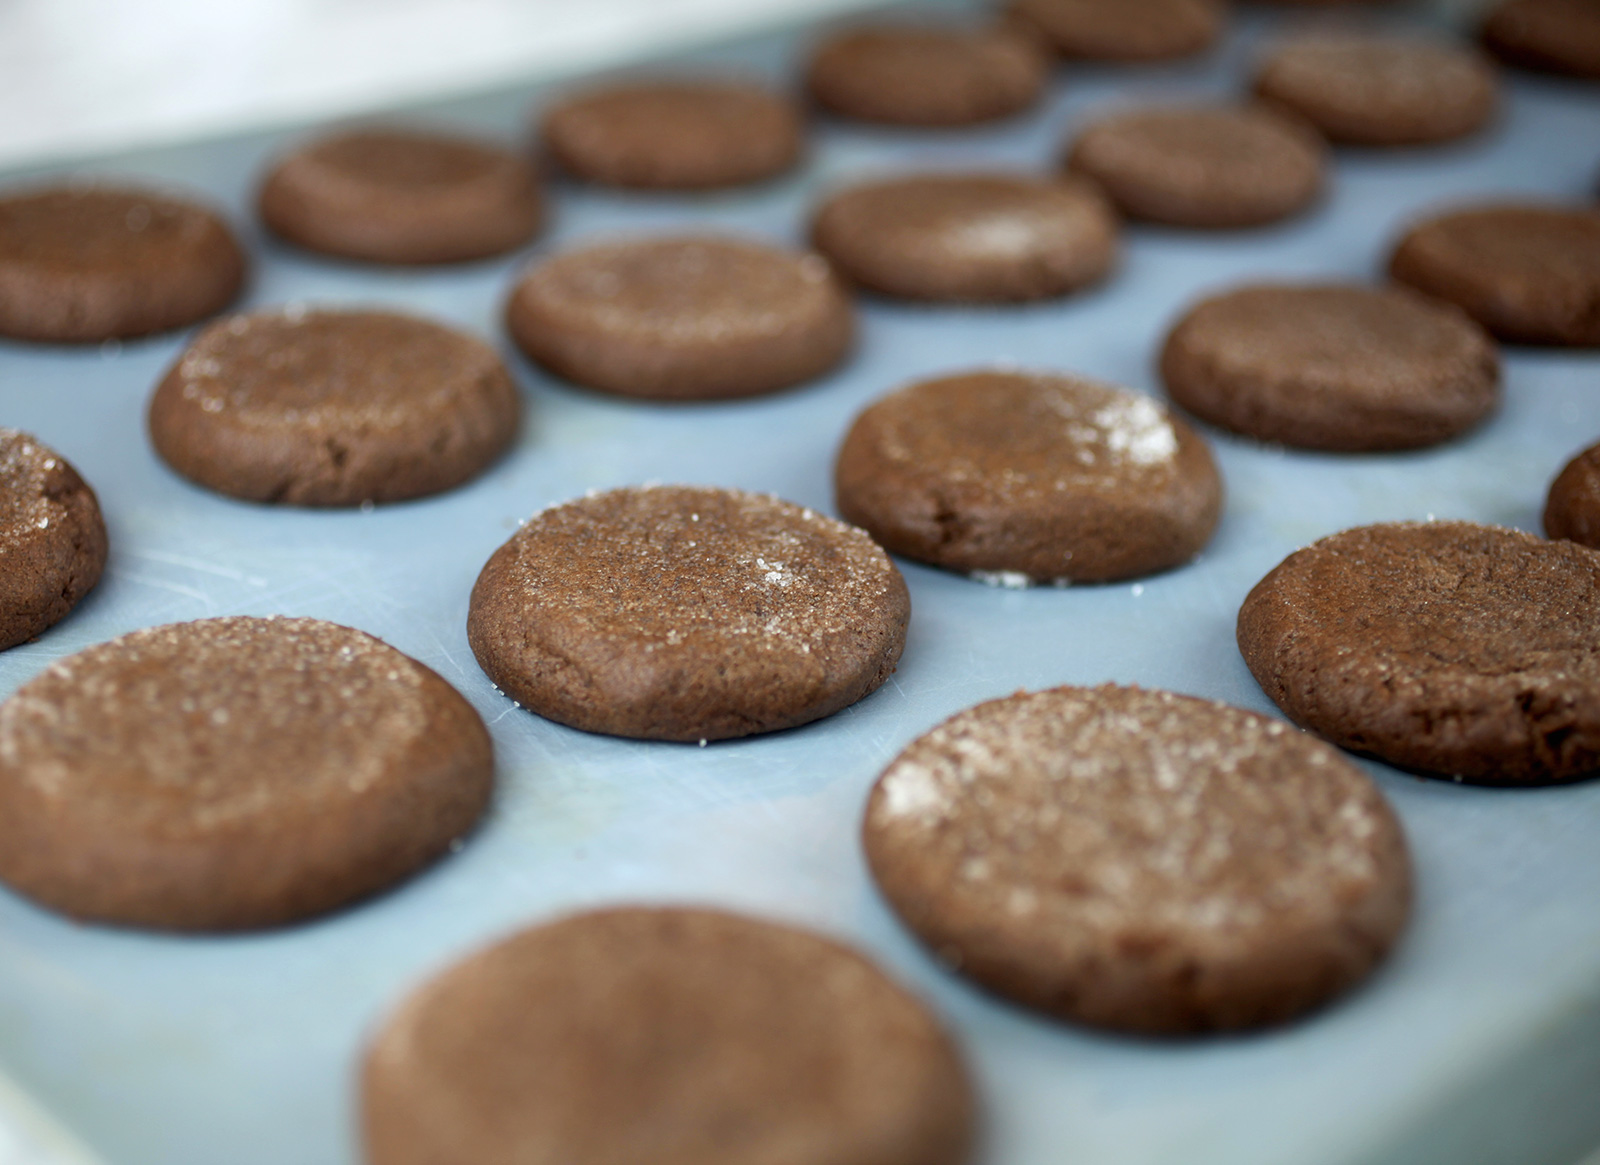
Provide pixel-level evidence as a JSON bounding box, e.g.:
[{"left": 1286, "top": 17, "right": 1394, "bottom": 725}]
[{"left": 2, "top": 4, "right": 1599, "bottom": 1164}]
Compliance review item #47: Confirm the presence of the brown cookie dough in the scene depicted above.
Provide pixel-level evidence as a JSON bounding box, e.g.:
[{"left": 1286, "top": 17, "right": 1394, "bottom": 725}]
[
  {"left": 1388, "top": 204, "right": 1600, "bottom": 346},
  {"left": 505, "top": 236, "right": 854, "bottom": 400},
  {"left": 1239, "top": 521, "right": 1600, "bottom": 785},
  {"left": 0, "top": 616, "right": 492, "bottom": 930},
  {"left": 0, "top": 430, "right": 107, "bottom": 650},
  {"left": 863, "top": 684, "right": 1412, "bottom": 1035},
  {"left": 540, "top": 81, "right": 803, "bottom": 189},
  {"left": 1481, "top": 0, "right": 1600, "bottom": 79},
  {"left": 1066, "top": 105, "right": 1327, "bottom": 229},
  {"left": 467, "top": 486, "right": 909, "bottom": 742},
  {"left": 1005, "top": 0, "right": 1224, "bottom": 61},
  {"left": 148, "top": 308, "right": 521, "bottom": 507},
  {"left": 1160, "top": 284, "right": 1501, "bottom": 451},
  {"left": 1254, "top": 34, "right": 1499, "bottom": 147},
  {"left": 259, "top": 126, "right": 542, "bottom": 264},
  {"left": 363, "top": 906, "right": 974, "bottom": 1165},
  {"left": 835, "top": 371, "right": 1221, "bottom": 584},
  {"left": 0, "top": 185, "right": 246, "bottom": 343},
  {"left": 805, "top": 25, "right": 1047, "bottom": 127},
  {"left": 810, "top": 174, "right": 1118, "bottom": 303},
  {"left": 1547, "top": 441, "right": 1600, "bottom": 547}
]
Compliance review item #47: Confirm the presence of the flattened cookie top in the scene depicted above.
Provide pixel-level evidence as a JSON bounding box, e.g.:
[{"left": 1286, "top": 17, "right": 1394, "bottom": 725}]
[
  {"left": 806, "top": 25, "right": 1047, "bottom": 126},
  {"left": 1254, "top": 34, "right": 1499, "bottom": 147},
  {"left": 259, "top": 126, "right": 542, "bottom": 264},
  {"left": 467, "top": 486, "right": 909, "bottom": 742},
  {"left": 1066, "top": 105, "right": 1327, "bottom": 229},
  {"left": 1006, "top": 0, "right": 1224, "bottom": 61},
  {"left": 1238, "top": 521, "right": 1600, "bottom": 784},
  {"left": 1546, "top": 441, "right": 1600, "bottom": 549},
  {"left": 149, "top": 307, "right": 521, "bottom": 506},
  {"left": 363, "top": 906, "right": 974, "bottom": 1165},
  {"left": 540, "top": 81, "right": 803, "bottom": 189},
  {"left": 864, "top": 684, "right": 1412, "bottom": 1035},
  {"left": 0, "top": 616, "right": 493, "bottom": 930},
  {"left": 810, "top": 174, "right": 1118, "bottom": 303},
  {"left": 1160, "top": 283, "right": 1500, "bottom": 451},
  {"left": 1481, "top": 0, "right": 1600, "bottom": 79},
  {"left": 1388, "top": 204, "right": 1600, "bottom": 346},
  {"left": 0, "top": 185, "right": 247, "bottom": 342},
  {"left": 0, "top": 429, "right": 108, "bottom": 650},
  {"left": 834, "top": 371, "right": 1221, "bottom": 583},
  {"left": 505, "top": 236, "right": 854, "bottom": 399}
]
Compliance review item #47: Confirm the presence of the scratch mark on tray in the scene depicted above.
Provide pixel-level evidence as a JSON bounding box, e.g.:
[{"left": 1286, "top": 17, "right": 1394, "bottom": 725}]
[
  {"left": 110, "top": 570, "right": 210, "bottom": 604},
  {"left": 128, "top": 549, "right": 267, "bottom": 587}
]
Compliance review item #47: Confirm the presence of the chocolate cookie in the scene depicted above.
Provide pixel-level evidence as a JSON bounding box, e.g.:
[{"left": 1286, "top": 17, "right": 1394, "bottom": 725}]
[
  {"left": 1005, "top": 0, "right": 1224, "bottom": 62},
  {"left": 467, "top": 486, "right": 909, "bottom": 742},
  {"left": 1546, "top": 441, "right": 1600, "bottom": 547},
  {"left": 540, "top": 81, "right": 802, "bottom": 189},
  {"left": 1388, "top": 205, "right": 1600, "bottom": 346},
  {"left": 835, "top": 372, "right": 1221, "bottom": 584},
  {"left": 505, "top": 236, "right": 853, "bottom": 400},
  {"left": 810, "top": 174, "right": 1118, "bottom": 303},
  {"left": 1065, "top": 105, "right": 1327, "bottom": 229},
  {"left": 805, "top": 24, "right": 1047, "bottom": 126},
  {"left": 148, "top": 308, "right": 521, "bottom": 506},
  {"left": 1160, "top": 284, "right": 1501, "bottom": 451},
  {"left": 1254, "top": 34, "right": 1499, "bottom": 147},
  {"left": 0, "top": 185, "right": 246, "bottom": 343},
  {"left": 863, "top": 684, "right": 1412, "bottom": 1034},
  {"left": 363, "top": 907, "right": 974, "bottom": 1165},
  {"left": 1238, "top": 521, "right": 1600, "bottom": 785},
  {"left": 0, "top": 430, "right": 107, "bottom": 650},
  {"left": 1481, "top": 0, "right": 1600, "bottom": 79},
  {"left": 259, "top": 126, "right": 542, "bottom": 264},
  {"left": 0, "top": 616, "right": 492, "bottom": 930}
]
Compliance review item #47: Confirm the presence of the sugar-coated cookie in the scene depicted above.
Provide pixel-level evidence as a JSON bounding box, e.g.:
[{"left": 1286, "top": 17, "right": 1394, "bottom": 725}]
[
  {"left": 835, "top": 371, "right": 1221, "bottom": 583},
  {"left": 259, "top": 127, "right": 542, "bottom": 264},
  {"left": 149, "top": 308, "right": 521, "bottom": 506},
  {"left": 864, "top": 684, "right": 1412, "bottom": 1034},
  {"left": 0, "top": 185, "right": 246, "bottom": 343},
  {"left": 540, "top": 81, "right": 802, "bottom": 189},
  {"left": 468, "top": 486, "right": 909, "bottom": 741},
  {"left": 811, "top": 174, "right": 1118, "bottom": 302},
  {"left": 1160, "top": 284, "right": 1500, "bottom": 451},
  {"left": 505, "top": 237, "right": 853, "bottom": 399},
  {"left": 0, "top": 429, "right": 107, "bottom": 650},
  {"left": 0, "top": 616, "right": 493, "bottom": 930},
  {"left": 363, "top": 907, "right": 974, "bottom": 1165},
  {"left": 1239, "top": 521, "right": 1600, "bottom": 784}
]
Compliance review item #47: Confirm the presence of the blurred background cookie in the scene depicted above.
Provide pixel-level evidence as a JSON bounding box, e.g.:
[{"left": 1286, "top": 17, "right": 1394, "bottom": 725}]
[
  {"left": 1546, "top": 440, "right": 1600, "bottom": 548},
  {"left": 1481, "top": 0, "right": 1600, "bottom": 79},
  {"left": 1005, "top": 0, "right": 1225, "bottom": 62}
]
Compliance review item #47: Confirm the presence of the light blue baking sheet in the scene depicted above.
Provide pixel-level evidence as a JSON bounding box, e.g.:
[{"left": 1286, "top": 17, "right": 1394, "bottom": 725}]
[{"left": 0, "top": 4, "right": 1597, "bottom": 1164}]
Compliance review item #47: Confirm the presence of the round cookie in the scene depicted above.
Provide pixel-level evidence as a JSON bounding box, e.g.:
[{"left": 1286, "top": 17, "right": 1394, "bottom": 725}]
[
  {"left": 1546, "top": 441, "right": 1600, "bottom": 548},
  {"left": 1388, "top": 204, "right": 1600, "bottom": 346},
  {"left": 259, "top": 126, "right": 542, "bottom": 264},
  {"left": 148, "top": 307, "right": 521, "bottom": 506},
  {"left": 0, "top": 616, "right": 492, "bottom": 930},
  {"left": 467, "top": 486, "right": 909, "bottom": 742},
  {"left": 540, "top": 81, "right": 802, "bottom": 190},
  {"left": 810, "top": 174, "right": 1119, "bottom": 303},
  {"left": 835, "top": 371, "right": 1221, "bottom": 584},
  {"left": 1159, "top": 284, "right": 1501, "bottom": 451},
  {"left": 1065, "top": 105, "right": 1327, "bottom": 229},
  {"left": 863, "top": 684, "right": 1412, "bottom": 1035},
  {"left": 1238, "top": 521, "right": 1600, "bottom": 785},
  {"left": 0, "top": 430, "right": 107, "bottom": 650},
  {"left": 363, "top": 906, "right": 974, "bottom": 1165},
  {"left": 1005, "top": 0, "right": 1224, "bottom": 62},
  {"left": 1254, "top": 34, "right": 1499, "bottom": 147},
  {"left": 0, "top": 185, "right": 246, "bottom": 343},
  {"left": 805, "top": 25, "right": 1047, "bottom": 126},
  {"left": 505, "top": 236, "right": 854, "bottom": 400},
  {"left": 1481, "top": 0, "right": 1600, "bottom": 80}
]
